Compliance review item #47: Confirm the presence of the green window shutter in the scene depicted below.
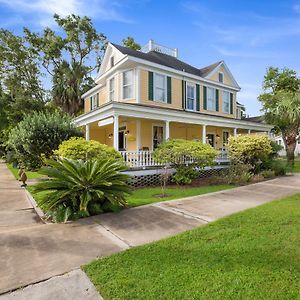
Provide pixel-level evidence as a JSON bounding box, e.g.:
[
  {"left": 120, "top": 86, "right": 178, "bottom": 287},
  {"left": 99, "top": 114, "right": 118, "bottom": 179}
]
[
  {"left": 215, "top": 89, "right": 219, "bottom": 111},
  {"left": 182, "top": 80, "right": 186, "bottom": 109},
  {"left": 203, "top": 86, "right": 207, "bottom": 110},
  {"left": 96, "top": 93, "right": 99, "bottom": 107},
  {"left": 90, "top": 96, "right": 93, "bottom": 110},
  {"left": 148, "top": 71, "right": 154, "bottom": 100},
  {"left": 196, "top": 84, "right": 200, "bottom": 111},
  {"left": 167, "top": 76, "right": 172, "bottom": 104},
  {"left": 230, "top": 93, "right": 234, "bottom": 114}
]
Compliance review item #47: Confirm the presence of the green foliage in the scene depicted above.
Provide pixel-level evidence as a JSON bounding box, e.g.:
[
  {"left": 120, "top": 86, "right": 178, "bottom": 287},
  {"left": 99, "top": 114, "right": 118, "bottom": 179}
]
[
  {"left": 172, "top": 166, "right": 198, "bottom": 185},
  {"left": 227, "top": 134, "right": 273, "bottom": 173},
  {"left": 25, "top": 14, "right": 107, "bottom": 115},
  {"left": 258, "top": 67, "right": 300, "bottom": 165},
  {"left": 154, "top": 139, "right": 217, "bottom": 185},
  {"left": 271, "top": 160, "right": 288, "bottom": 176},
  {"left": 54, "top": 137, "right": 122, "bottom": 161},
  {"left": 122, "top": 36, "right": 141, "bottom": 50},
  {"left": 153, "top": 139, "right": 217, "bottom": 168},
  {"left": 220, "top": 163, "right": 253, "bottom": 185},
  {"left": 260, "top": 169, "right": 275, "bottom": 178},
  {"left": 7, "top": 111, "right": 82, "bottom": 169},
  {"left": 32, "top": 158, "right": 132, "bottom": 222}
]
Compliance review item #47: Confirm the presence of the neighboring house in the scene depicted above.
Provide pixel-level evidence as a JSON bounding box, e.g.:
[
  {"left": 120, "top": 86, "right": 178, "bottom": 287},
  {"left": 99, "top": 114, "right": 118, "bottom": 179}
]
[
  {"left": 74, "top": 40, "right": 273, "bottom": 168},
  {"left": 275, "top": 135, "right": 300, "bottom": 156}
]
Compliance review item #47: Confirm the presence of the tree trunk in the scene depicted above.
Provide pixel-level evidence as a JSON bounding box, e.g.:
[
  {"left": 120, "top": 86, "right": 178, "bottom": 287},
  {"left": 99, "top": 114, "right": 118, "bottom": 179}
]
[{"left": 282, "top": 128, "right": 297, "bottom": 167}]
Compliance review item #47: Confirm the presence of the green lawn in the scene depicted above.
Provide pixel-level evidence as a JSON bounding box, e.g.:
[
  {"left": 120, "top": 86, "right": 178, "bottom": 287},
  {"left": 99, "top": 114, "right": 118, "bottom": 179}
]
[
  {"left": 126, "top": 184, "right": 234, "bottom": 207},
  {"left": 291, "top": 159, "right": 300, "bottom": 173},
  {"left": 84, "top": 193, "right": 300, "bottom": 300},
  {"left": 6, "top": 163, "right": 44, "bottom": 180}
]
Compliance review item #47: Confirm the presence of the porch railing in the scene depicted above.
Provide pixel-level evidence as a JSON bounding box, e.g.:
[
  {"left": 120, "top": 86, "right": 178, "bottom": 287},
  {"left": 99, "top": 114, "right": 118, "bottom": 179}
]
[{"left": 120, "top": 150, "right": 229, "bottom": 169}]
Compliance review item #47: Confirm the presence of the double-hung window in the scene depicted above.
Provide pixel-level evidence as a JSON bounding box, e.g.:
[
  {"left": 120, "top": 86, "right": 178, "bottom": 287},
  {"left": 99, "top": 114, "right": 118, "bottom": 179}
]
[
  {"left": 109, "top": 77, "right": 115, "bottom": 102},
  {"left": 154, "top": 73, "right": 166, "bottom": 102},
  {"left": 90, "top": 94, "right": 98, "bottom": 110},
  {"left": 207, "top": 87, "right": 216, "bottom": 111},
  {"left": 186, "top": 83, "right": 195, "bottom": 111},
  {"left": 223, "top": 91, "right": 230, "bottom": 113},
  {"left": 123, "top": 70, "right": 133, "bottom": 99}
]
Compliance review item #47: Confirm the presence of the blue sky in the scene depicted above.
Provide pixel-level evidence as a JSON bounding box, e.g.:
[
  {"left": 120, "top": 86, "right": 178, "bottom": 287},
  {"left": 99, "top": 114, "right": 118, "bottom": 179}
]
[{"left": 1, "top": 0, "right": 300, "bottom": 116}]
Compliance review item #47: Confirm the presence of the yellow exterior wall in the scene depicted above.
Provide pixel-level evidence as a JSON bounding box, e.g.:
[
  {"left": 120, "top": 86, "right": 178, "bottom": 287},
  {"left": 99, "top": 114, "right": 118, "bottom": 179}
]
[
  {"left": 87, "top": 118, "right": 237, "bottom": 151},
  {"left": 208, "top": 65, "right": 233, "bottom": 86},
  {"left": 139, "top": 69, "right": 236, "bottom": 119},
  {"left": 84, "top": 86, "right": 108, "bottom": 114}
]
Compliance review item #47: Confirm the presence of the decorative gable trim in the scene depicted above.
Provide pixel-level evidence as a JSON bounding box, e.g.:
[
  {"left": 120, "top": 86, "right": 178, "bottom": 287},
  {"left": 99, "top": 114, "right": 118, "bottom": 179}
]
[
  {"left": 203, "top": 61, "right": 240, "bottom": 89},
  {"left": 97, "top": 43, "right": 126, "bottom": 78}
]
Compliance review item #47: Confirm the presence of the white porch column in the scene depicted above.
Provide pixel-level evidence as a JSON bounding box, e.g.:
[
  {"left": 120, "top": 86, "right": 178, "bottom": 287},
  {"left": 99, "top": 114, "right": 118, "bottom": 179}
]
[
  {"left": 234, "top": 128, "right": 238, "bottom": 137},
  {"left": 202, "top": 124, "right": 207, "bottom": 144},
  {"left": 85, "top": 124, "right": 90, "bottom": 141},
  {"left": 113, "top": 115, "right": 119, "bottom": 150},
  {"left": 248, "top": 129, "right": 251, "bottom": 134},
  {"left": 165, "top": 120, "right": 170, "bottom": 140},
  {"left": 136, "top": 119, "right": 141, "bottom": 150}
]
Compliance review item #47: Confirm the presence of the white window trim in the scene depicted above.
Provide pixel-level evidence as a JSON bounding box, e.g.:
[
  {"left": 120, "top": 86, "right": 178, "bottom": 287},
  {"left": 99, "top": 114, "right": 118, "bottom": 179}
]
[
  {"left": 186, "top": 82, "right": 196, "bottom": 111},
  {"left": 122, "top": 69, "right": 135, "bottom": 100},
  {"left": 153, "top": 72, "right": 167, "bottom": 103},
  {"left": 109, "top": 76, "right": 115, "bottom": 102},
  {"left": 206, "top": 87, "right": 216, "bottom": 112},
  {"left": 90, "top": 93, "right": 98, "bottom": 110},
  {"left": 222, "top": 90, "right": 230, "bottom": 114},
  {"left": 152, "top": 123, "right": 165, "bottom": 150},
  {"left": 218, "top": 72, "right": 224, "bottom": 83}
]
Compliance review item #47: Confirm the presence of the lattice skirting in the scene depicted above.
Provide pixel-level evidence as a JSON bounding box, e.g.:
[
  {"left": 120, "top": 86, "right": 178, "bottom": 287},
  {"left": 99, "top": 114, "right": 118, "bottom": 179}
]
[{"left": 127, "top": 167, "right": 228, "bottom": 188}]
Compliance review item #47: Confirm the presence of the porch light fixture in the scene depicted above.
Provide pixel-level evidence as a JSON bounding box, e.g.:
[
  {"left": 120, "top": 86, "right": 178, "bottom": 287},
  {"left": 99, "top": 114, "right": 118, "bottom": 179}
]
[
  {"left": 125, "top": 130, "right": 130, "bottom": 136},
  {"left": 108, "top": 133, "right": 113, "bottom": 139},
  {"left": 216, "top": 134, "right": 220, "bottom": 140}
]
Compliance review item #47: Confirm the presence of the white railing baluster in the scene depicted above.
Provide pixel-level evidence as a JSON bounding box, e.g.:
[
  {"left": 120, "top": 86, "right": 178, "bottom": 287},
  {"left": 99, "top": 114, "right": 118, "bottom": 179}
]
[{"left": 120, "top": 150, "right": 229, "bottom": 168}]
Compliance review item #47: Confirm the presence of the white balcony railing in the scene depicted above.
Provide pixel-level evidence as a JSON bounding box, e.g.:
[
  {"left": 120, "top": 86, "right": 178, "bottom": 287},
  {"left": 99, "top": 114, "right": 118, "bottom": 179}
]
[{"left": 120, "top": 150, "right": 229, "bottom": 169}]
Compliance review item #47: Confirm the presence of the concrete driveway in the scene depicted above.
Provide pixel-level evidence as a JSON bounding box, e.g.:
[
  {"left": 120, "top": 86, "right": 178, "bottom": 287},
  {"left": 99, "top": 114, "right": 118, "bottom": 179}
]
[{"left": 1, "top": 160, "right": 300, "bottom": 299}]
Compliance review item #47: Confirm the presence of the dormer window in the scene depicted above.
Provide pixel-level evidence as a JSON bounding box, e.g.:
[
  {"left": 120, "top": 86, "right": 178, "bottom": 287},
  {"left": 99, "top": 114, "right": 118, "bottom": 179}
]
[
  {"left": 218, "top": 72, "right": 224, "bottom": 83},
  {"left": 110, "top": 56, "right": 114, "bottom": 68}
]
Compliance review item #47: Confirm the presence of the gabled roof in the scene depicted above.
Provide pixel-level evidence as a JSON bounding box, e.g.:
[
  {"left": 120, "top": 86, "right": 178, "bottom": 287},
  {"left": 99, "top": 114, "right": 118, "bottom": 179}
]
[
  {"left": 112, "top": 43, "right": 223, "bottom": 79},
  {"left": 244, "top": 116, "right": 265, "bottom": 123}
]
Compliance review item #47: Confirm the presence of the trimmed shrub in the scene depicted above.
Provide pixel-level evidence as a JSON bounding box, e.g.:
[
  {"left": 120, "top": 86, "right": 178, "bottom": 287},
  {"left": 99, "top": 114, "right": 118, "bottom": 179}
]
[
  {"left": 153, "top": 139, "right": 217, "bottom": 185},
  {"left": 54, "top": 137, "right": 122, "bottom": 162},
  {"left": 227, "top": 134, "right": 273, "bottom": 174},
  {"left": 7, "top": 111, "right": 82, "bottom": 169},
  {"left": 172, "top": 166, "right": 198, "bottom": 185},
  {"left": 32, "top": 158, "right": 132, "bottom": 222}
]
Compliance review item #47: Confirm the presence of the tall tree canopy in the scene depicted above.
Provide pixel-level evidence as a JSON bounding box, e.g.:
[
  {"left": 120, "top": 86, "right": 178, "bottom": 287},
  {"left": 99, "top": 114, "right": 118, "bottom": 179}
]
[
  {"left": 122, "top": 36, "right": 141, "bottom": 50},
  {"left": 25, "top": 14, "right": 107, "bottom": 115},
  {"left": 258, "top": 67, "right": 300, "bottom": 165}
]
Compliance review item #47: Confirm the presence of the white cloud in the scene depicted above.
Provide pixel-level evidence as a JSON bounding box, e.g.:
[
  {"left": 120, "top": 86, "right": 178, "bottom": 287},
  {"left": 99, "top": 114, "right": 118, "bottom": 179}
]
[{"left": 0, "top": 0, "right": 133, "bottom": 27}]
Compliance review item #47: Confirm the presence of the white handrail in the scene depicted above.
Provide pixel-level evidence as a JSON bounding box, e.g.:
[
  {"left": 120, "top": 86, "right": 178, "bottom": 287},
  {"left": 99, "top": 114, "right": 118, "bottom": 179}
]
[{"left": 120, "top": 150, "right": 229, "bottom": 169}]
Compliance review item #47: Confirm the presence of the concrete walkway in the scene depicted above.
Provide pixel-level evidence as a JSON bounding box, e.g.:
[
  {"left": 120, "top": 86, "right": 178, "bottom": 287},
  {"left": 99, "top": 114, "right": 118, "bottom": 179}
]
[{"left": 1, "top": 160, "right": 300, "bottom": 299}]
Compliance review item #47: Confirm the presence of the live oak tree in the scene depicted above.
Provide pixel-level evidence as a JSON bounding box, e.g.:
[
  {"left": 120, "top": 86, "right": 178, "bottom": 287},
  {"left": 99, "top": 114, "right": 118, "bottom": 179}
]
[
  {"left": 258, "top": 67, "right": 300, "bottom": 166},
  {"left": 25, "top": 14, "right": 107, "bottom": 115}
]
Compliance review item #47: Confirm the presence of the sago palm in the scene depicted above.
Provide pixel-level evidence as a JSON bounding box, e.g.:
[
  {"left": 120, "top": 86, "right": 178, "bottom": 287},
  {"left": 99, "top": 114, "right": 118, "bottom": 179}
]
[{"left": 32, "top": 158, "right": 132, "bottom": 220}]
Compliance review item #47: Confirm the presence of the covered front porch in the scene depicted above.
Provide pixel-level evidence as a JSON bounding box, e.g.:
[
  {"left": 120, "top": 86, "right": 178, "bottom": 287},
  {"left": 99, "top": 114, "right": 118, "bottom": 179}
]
[{"left": 75, "top": 102, "right": 273, "bottom": 169}]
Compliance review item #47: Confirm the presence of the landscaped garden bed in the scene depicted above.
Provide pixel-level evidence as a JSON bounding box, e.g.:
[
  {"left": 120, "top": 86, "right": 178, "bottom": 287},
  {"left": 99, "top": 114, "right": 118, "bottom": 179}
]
[{"left": 84, "top": 192, "right": 300, "bottom": 299}]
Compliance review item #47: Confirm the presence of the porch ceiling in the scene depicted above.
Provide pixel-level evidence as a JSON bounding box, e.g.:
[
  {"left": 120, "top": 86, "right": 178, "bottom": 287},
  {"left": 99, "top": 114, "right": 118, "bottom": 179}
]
[{"left": 74, "top": 102, "right": 273, "bottom": 131}]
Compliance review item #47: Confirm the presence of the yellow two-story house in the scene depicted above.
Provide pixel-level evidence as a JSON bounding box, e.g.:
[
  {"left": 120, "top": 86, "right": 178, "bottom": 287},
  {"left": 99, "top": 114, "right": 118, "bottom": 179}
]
[{"left": 74, "top": 40, "right": 273, "bottom": 168}]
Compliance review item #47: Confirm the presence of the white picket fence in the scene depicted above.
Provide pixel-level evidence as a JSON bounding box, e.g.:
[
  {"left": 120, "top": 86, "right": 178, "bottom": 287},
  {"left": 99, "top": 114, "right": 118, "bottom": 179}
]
[{"left": 120, "top": 150, "right": 229, "bottom": 169}]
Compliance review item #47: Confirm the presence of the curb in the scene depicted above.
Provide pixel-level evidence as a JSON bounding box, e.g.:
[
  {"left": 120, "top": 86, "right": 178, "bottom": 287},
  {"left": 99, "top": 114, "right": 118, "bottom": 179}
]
[{"left": 24, "top": 189, "right": 47, "bottom": 224}]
